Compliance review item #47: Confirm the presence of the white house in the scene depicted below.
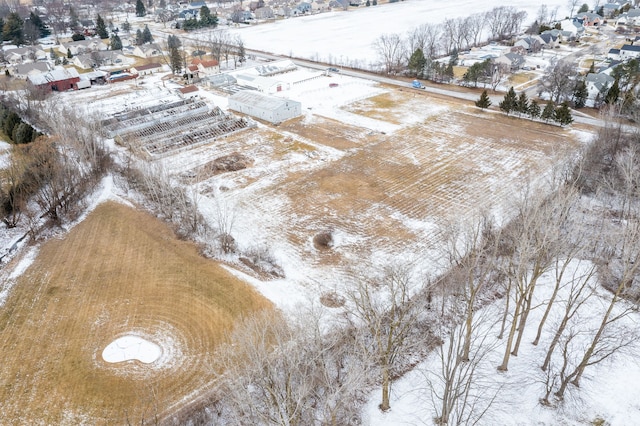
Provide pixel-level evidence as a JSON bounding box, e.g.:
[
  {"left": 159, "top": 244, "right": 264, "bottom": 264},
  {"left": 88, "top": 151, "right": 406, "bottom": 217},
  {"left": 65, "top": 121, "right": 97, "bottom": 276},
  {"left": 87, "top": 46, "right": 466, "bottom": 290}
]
[
  {"left": 194, "top": 59, "right": 220, "bottom": 76},
  {"left": 131, "top": 62, "right": 164, "bottom": 75},
  {"left": 585, "top": 72, "right": 615, "bottom": 103},
  {"left": 619, "top": 44, "right": 640, "bottom": 60},
  {"left": 177, "top": 85, "right": 199, "bottom": 99},
  {"left": 559, "top": 18, "right": 585, "bottom": 38},
  {"left": 4, "top": 46, "right": 47, "bottom": 64},
  {"left": 59, "top": 39, "right": 108, "bottom": 56},
  {"left": 228, "top": 90, "right": 301, "bottom": 124},
  {"left": 131, "top": 43, "right": 163, "bottom": 58},
  {"left": 12, "top": 62, "right": 51, "bottom": 79}
]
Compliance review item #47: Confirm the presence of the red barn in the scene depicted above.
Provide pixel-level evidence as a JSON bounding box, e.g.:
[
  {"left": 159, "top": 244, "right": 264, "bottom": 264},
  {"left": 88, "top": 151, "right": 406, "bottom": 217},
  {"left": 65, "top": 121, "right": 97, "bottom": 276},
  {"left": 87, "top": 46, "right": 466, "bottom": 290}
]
[{"left": 27, "top": 67, "right": 81, "bottom": 92}]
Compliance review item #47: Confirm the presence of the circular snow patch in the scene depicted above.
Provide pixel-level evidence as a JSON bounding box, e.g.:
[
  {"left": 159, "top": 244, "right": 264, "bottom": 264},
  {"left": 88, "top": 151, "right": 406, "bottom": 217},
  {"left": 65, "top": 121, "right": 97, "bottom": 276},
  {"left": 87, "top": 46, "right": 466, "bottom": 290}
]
[{"left": 102, "top": 335, "right": 162, "bottom": 364}]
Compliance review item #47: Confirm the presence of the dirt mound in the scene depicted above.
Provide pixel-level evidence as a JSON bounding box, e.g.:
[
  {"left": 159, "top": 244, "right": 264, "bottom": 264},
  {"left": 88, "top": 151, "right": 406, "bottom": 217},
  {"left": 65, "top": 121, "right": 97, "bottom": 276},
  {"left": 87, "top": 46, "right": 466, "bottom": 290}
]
[
  {"left": 205, "top": 152, "right": 252, "bottom": 174},
  {"left": 313, "top": 230, "right": 334, "bottom": 250}
]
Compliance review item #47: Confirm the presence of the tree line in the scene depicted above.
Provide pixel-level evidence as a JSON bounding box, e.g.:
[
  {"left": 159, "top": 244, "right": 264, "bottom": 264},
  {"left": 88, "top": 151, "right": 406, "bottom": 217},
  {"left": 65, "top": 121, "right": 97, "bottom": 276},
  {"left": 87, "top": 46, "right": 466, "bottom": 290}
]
[{"left": 0, "top": 103, "right": 41, "bottom": 145}]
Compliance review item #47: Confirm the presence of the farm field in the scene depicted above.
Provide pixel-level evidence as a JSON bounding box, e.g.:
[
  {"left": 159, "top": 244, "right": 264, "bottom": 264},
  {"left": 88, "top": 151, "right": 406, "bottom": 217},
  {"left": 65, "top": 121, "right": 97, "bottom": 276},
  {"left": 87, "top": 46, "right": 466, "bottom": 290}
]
[
  {"left": 0, "top": 201, "right": 273, "bottom": 424},
  {"left": 158, "top": 84, "right": 589, "bottom": 294}
]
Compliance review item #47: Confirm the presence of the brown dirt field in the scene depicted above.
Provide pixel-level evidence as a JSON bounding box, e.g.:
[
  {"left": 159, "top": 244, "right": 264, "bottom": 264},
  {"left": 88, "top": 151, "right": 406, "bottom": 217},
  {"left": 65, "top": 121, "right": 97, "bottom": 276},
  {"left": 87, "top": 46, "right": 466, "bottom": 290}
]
[
  {"left": 0, "top": 201, "right": 273, "bottom": 424},
  {"left": 233, "top": 91, "right": 584, "bottom": 270}
]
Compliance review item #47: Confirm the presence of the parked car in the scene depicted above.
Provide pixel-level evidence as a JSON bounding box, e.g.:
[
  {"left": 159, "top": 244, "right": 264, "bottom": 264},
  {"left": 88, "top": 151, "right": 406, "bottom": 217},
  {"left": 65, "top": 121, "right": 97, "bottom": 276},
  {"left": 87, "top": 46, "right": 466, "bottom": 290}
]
[{"left": 327, "top": 67, "right": 340, "bottom": 73}]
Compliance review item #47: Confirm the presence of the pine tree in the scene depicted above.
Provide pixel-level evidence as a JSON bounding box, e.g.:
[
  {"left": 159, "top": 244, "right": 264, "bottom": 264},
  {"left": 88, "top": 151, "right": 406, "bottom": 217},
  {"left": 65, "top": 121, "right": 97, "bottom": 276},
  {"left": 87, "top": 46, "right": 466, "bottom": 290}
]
[
  {"left": 554, "top": 102, "right": 573, "bottom": 125},
  {"left": 408, "top": 48, "right": 426, "bottom": 77},
  {"left": 573, "top": 79, "right": 588, "bottom": 108},
  {"left": 541, "top": 100, "right": 555, "bottom": 122},
  {"left": 3, "top": 12, "right": 25, "bottom": 46},
  {"left": 605, "top": 78, "right": 620, "bottom": 104},
  {"left": 529, "top": 100, "right": 541, "bottom": 119},
  {"left": 136, "top": 0, "right": 147, "bottom": 17},
  {"left": 29, "top": 11, "right": 50, "bottom": 38},
  {"left": 475, "top": 89, "right": 491, "bottom": 109},
  {"left": 96, "top": 14, "right": 109, "bottom": 39},
  {"left": 67, "top": 49, "right": 72, "bottom": 59},
  {"left": 122, "top": 21, "right": 131, "bottom": 33},
  {"left": 69, "top": 7, "right": 79, "bottom": 31},
  {"left": 200, "top": 5, "right": 218, "bottom": 27},
  {"left": 499, "top": 86, "right": 517, "bottom": 115},
  {"left": 135, "top": 29, "right": 144, "bottom": 45},
  {"left": 167, "top": 35, "right": 182, "bottom": 74},
  {"left": 516, "top": 92, "right": 529, "bottom": 115},
  {"left": 142, "top": 25, "right": 153, "bottom": 43},
  {"left": 110, "top": 34, "right": 122, "bottom": 50}
]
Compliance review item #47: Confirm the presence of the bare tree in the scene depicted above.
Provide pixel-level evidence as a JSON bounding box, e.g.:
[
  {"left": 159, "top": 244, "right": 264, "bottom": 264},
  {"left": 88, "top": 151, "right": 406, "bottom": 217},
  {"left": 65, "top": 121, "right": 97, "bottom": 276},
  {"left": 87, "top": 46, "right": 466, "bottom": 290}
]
[
  {"left": 346, "top": 263, "right": 424, "bottom": 411},
  {"left": 544, "top": 61, "right": 576, "bottom": 103},
  {"left": 372, "top": 33, "right": 406, "bottom": 75}
]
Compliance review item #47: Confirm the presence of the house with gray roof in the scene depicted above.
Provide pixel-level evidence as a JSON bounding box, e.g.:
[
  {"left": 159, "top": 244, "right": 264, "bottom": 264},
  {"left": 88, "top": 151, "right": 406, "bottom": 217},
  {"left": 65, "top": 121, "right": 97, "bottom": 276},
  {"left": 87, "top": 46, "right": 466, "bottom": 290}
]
[
  {"left": 12, "top": 62, "right": 51, "bottom": 79},
  {"left": 494, "top": 52, "right": 525, "bottom": 72},
  {"left": 585, "top": 72, "right": 615, "bottom": 102},
  {"left": 620, "top": 44, "right": 640, "bottom": 60}
]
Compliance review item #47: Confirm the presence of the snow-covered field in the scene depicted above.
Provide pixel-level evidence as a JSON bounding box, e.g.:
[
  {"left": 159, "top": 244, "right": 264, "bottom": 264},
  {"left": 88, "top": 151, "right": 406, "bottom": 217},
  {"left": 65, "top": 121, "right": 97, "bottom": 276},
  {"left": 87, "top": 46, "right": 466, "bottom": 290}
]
[{"left": 227, "top": 0, "right": 573, "bottom": 68}]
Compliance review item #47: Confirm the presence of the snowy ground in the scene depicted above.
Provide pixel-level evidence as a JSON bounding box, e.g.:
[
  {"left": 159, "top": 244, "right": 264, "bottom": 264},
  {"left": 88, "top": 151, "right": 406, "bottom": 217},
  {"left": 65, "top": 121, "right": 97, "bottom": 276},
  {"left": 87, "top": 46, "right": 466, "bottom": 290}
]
[
  {"left": 226, "top": 0, "right": 573, "bottom": 69},
  {"left": 102, "top": 335, "right": 162, "bottom": 364},
  {"left": 363, "top": 260, "right": 640, "bottom": 426}
]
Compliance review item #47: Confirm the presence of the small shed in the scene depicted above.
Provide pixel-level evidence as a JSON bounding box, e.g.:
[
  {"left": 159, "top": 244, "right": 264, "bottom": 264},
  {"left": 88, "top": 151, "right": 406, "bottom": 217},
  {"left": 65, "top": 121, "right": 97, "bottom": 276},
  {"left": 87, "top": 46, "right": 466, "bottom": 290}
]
[{"left": 228, "top": 90, "right": 301, "bottom": 124}]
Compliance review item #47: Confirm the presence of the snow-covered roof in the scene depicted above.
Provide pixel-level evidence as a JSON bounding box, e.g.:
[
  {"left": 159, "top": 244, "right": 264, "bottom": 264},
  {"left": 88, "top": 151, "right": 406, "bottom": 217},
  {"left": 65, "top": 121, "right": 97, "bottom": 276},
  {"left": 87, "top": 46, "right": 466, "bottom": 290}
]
[
  {"left": 230, "top": 90, "right": 300, "bottom": 110},
  {"left": 585, "top": 72, "right": 614, "bottom": 91},
  {"left": 27, "top": 67, "right": 80, "bottom": 85}
]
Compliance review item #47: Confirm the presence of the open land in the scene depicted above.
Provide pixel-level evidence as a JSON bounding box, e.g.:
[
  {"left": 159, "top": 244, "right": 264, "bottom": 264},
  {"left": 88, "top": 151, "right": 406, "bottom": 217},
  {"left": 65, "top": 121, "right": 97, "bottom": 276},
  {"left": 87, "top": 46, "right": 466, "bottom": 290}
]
[{"left": 0, "top": 201, "right": 272, "bottom": 424}]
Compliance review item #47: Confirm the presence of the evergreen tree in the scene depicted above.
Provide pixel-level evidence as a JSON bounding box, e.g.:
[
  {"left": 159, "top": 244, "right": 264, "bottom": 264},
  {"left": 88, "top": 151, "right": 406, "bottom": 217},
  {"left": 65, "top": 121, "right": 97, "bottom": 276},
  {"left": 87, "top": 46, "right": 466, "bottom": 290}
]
[
  {"left": 499, "top": 86, "right": 517, "bottom": 115},
  {"left": 529, "top": 100, "right": 541, "bottom": 119},
  {"left": 96, "top": 14, "right": 109, "bottom": 39},
  {"left": 29, "top": 11, "right": 50, "bottom": 38},
  {"left": 605, "top": 78, "right": 620, "bottom": 104},
  {"left": 554, "top": 102, "right": 573, "bottom": 125},
  {"left": 12, "top": 122, "right": 33, "bottom": 145},
  {"left": 200, "top": 5, "right": 218, "bottom": 27},
  {"left": 168, "top": 35, "right": 182, "bottom": 74},
  {"left": 3, "top": 12, "right": 25, "bottom": 46},
  {"left": 408, "top": 48, "right": 426, "bottom": 77},
  {"left": 136, "top": 0, "right": 147, "bottom": 17},
  {"left": 69, "top": 7, "right": 79, "bottom": 31},
  {"left": 573, "top": 79, "right": 588, "bottom": 108},
  {"left": 516, "top": 91, "right": 529, "bottom": 115},
  {"left": 49, "top": 48, "right": 57, "bottom": 60},
  {"left": 578, "top": 3, "right": 589, "bottom": 13},
  {"left": 475, "top": 89, "right": 491, "bottom": 109},
  {"left": 541, "top": 100, "right": 555, "bottom": 122},
  {"left": 142, "top": 25, "right": 153, "bottom": 43},
  {"left": 372, "top": 0, "right": 377, "bottom": 5},
  {"left": 135, "top": 29, "right": 144, "bottom": 45},
  {"left": 122, "top": 20, "right": 131, "bottom": 33},
  {"left": 67, "top": 49, "right": 72, "bottom": 59},
  {"left": 110, "top": 34, "right": 122, "bottom": 50},
  {"left": 366, "top": 0, "right": 370, "bottom": 5},
  {"left": 588, "top": 62, "right": 595, "bottom": 74},
  {"left": 3, "top": 111, "right": 20, "bottom": 141},
  {"left": 72, "top": 33, "right": 85, "bottom": 41}
]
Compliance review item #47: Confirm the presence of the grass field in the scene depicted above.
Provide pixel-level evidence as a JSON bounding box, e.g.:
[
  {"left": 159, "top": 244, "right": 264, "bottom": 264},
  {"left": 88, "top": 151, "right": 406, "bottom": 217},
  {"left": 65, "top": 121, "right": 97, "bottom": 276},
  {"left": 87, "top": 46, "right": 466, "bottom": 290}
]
[{"left": 0, "top": 201, "right": 273, "bottom": 424}]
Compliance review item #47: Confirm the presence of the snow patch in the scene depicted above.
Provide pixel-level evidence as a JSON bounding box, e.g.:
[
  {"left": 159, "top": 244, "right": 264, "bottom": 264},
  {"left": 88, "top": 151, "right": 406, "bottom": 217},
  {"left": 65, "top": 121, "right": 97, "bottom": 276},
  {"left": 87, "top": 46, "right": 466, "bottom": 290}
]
[{"left": 102, "top": 335, "right": 162, "bottom": 364}]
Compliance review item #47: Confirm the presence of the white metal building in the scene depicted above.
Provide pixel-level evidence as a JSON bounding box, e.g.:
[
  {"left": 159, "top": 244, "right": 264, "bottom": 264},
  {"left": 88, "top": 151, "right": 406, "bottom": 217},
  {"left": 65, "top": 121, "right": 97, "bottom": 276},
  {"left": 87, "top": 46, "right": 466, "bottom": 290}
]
[{"left": 228, "top": 90, "right": 301, "bottom": 124}]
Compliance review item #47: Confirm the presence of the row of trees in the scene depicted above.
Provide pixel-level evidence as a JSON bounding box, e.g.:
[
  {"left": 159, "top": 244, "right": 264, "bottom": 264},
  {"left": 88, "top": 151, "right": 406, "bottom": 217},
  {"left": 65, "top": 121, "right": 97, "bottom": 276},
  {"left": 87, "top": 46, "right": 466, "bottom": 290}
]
[
  {"left": 374, "top": 6, "right": 527, "bottom": 74},
  {"left": 475, "top": 87, "right": 574, "bottom": 125},
  {"left": 0, "top": 103, "right": 41, "bottom": 145}
]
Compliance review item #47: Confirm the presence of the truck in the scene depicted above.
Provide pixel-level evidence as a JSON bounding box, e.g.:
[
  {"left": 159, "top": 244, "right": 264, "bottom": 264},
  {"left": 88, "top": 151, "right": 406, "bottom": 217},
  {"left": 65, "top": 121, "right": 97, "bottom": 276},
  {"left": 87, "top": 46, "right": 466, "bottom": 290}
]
[{"left": 412, "top": 80, "right": 425, "bottom": 89}]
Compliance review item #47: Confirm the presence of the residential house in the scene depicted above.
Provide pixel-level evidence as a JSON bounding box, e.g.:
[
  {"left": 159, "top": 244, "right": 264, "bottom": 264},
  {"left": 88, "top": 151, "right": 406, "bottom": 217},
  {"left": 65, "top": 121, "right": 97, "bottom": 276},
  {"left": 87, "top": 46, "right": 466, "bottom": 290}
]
[
  {"left": 178, "top": 8, "right": 200, "bottom": 20},
  {"left": 539, "top": 33, "right": 559, "bottom": 49},
  {"left": 72, "top": 50, "right": 129, "bottom": 69},
  {"left": 59, "top": 39, "right": 108, "bottom": 56},
  {"left": 560, "top": 18, "right": 585, "bottom": 38},
  {"left": 618, "top": 8, "right": 640, "bottom": 26},
  {"left": 12, "top": 62, "right": 51, "bottom": 79},
  {"left": 27, "top": 67, "right": 81, "bottom": 92},
  {"left": 585, "top": 72, "right": 615, "bottom": 102},
  {"left": 177, "top": 85, "right": 199, "bottom": 99},
  {"left": 274, "top": 5, "right": 293, "bottom": 17},
  {"left": 514, "top": 36, "right": 543, "bottom": 53},
  {"left": 130, "top": 63, "right": 164, "bottom": 75},
  {"left": 4, "top": 46, "right": 47, "bottom": 64},
  {"left": 603, "top": 3, "right": 621, "bottom": 17},
  {"left": 329, "top": 0, "right": 349, "bottom": 9},
  {"left": 620, "top": 44, "right": 640, "bottom": 59},
  {"left": 608, "top": 48, "right": 621, "bottom": 61},
  {"left": 494, "top": 52, "right": 525, "bottom": 72},
  {"left": 254, "top": 6, "right": 275, "bottom": 19},
  {"left": 194, "top": 59, "right": 220, "bottom": 75},
  {"left": 293, "top": 1, "right": 312, "bottom": 15},
  {"left": 577, "top": 12, "right": 604, "bottom": 26},
  {"left": 132, "top": 43, "right": 163, "bottom": 58}
]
